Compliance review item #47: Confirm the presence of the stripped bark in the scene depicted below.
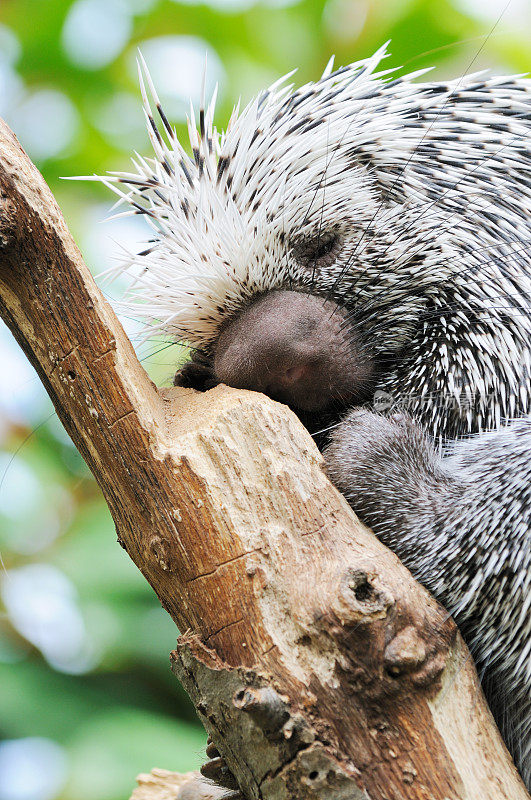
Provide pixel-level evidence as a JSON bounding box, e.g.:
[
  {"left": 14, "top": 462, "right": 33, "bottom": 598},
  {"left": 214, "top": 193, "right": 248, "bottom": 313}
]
[{"left": 0, "top": 119, "right": 527, "bottom": 800}]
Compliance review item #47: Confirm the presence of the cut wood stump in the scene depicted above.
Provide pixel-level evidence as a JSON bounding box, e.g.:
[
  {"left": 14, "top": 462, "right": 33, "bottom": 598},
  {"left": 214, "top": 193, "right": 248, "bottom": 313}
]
[{"left": 0, "top": 118, "right": 527, "bottom": 800}]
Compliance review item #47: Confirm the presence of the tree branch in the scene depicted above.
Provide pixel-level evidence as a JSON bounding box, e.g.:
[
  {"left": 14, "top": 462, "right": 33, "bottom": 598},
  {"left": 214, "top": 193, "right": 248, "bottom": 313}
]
[{"left": 0, "top": 119, "right": 527, "bottom": 800}]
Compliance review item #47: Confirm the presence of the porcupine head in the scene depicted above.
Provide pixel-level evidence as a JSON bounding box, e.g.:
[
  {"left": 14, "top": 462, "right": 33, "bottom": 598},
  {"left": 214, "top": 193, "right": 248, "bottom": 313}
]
[{"left": 98, "top": 44, "right": 531, "bottom": 439}]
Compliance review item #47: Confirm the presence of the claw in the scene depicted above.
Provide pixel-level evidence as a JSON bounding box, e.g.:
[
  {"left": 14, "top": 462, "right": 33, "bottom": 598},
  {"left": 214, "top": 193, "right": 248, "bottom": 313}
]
[{"left": 173, "top": 349, "right": 218, "bottom": 391}]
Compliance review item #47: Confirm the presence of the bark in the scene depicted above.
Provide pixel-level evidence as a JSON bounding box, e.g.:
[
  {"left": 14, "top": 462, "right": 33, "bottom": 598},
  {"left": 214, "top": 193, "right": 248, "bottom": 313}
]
[{"left": 0, "top": 118, "right": 527, "bottom": 800}]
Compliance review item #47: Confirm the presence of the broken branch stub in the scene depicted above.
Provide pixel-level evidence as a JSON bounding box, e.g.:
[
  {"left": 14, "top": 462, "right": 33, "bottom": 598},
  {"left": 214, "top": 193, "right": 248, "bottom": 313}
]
[{"left": 0, "top": 119, "right": 527, "bottom": 800}]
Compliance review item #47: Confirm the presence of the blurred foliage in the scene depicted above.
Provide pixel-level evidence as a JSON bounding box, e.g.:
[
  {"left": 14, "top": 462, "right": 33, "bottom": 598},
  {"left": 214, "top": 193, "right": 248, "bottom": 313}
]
[{"left": 0, "top": 1, "right": 529, "bottom": 800}]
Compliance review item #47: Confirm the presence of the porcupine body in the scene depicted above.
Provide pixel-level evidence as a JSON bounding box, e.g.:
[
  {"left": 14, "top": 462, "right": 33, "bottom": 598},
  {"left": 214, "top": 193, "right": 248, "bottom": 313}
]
[{"left": 99, "top": 46, "right": 531, "bottom": 787}]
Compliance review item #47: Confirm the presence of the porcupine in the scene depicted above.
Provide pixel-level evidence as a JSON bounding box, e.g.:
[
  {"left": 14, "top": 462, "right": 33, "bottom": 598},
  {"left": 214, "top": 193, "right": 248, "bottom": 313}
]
[{"left": 97, "top": 45, "right": 531, "bottom": 787}]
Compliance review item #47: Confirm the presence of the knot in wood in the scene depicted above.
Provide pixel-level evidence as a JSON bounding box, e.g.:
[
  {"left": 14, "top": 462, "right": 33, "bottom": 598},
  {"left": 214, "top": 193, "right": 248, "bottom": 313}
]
[
  {"left": 232, "top": 685, "right": 289, "bottom": 735},
  {"left": 383, "top": 625, "right": 427, "bottom": 678},
  {"left": 383, "top": 624, "right": 451, "bottom": 688},
  {"left": 296, "top": 746, "right": 366, "bottom": 798},
  {"left": 148, "top": 536, "right": 174, "bottom": 572},
  {"left": 332, "top": 567, "right": 393, "bottom": 625}
]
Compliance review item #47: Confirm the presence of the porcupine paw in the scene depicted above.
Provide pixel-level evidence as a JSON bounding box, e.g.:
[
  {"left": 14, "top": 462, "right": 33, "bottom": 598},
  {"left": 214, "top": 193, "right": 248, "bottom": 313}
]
[
  {"left": 173, "top": 349, "right": 218, "bottom": 392},
  {"left": 197, "top": 738, "right": 242, "bottom": 799},
  {"left": 323, "top": 408, "right": 441, "bottom": 536}
]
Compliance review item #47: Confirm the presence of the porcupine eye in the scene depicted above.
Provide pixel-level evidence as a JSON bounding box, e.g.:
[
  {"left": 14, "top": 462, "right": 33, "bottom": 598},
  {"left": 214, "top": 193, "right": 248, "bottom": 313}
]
[
  {"left": 212, "top": 223, "right": 374, "bottom": 413},
  {"left": 294, "top": 230, "right": 342, "bottom": 270}
]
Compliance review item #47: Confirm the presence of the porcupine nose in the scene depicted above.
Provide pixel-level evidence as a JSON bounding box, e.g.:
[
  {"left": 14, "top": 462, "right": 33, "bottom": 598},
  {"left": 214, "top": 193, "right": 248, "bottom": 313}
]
[{"left": 213, "top": 290, "right": 374, "bottom": 412}]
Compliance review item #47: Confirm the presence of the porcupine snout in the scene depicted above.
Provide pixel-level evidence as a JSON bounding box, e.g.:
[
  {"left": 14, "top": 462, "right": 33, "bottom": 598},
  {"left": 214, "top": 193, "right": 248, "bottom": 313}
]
[{"left": 213, "top": 290, "right": 375, "bottom": 412}]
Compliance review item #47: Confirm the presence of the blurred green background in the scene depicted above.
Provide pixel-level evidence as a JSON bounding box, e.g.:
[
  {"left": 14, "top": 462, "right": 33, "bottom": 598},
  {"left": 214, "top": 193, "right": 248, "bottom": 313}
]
[{"left": 0, "top": 1, "right": 529, "bottom": 799}]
